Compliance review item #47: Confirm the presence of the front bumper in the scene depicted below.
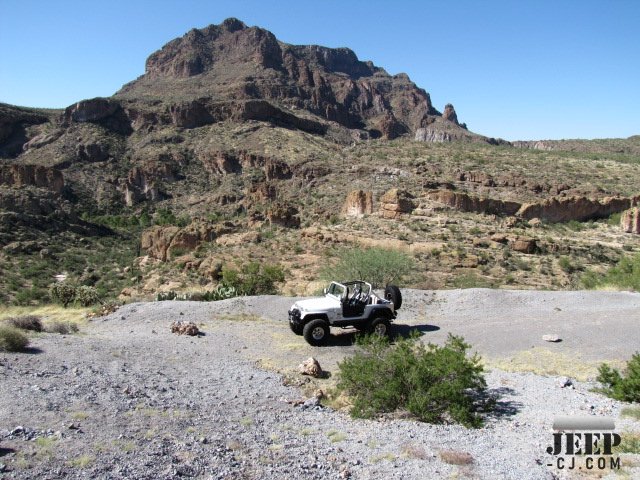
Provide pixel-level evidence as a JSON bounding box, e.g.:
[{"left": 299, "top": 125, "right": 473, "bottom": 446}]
[{"left": 288, "top": 308, "right": 303, "bottom": 328}]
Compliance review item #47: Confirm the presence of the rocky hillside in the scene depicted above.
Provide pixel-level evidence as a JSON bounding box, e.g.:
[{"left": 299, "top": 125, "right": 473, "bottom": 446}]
[{"left": 0, "top": 19, "right": 639, "bottom": 304}]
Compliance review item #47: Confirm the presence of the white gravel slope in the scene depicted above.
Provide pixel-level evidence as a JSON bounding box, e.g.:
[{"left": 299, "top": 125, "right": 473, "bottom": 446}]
[{"left": 1, "top": 289, "right": 639, "bottom": 479}]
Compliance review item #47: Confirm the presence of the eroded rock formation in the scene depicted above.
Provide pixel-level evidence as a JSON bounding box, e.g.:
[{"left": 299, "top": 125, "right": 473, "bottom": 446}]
[
  {"left": 342, "top": 190, "right": 373, "bottom": 217},
  {"left": 0, "top": 165, "right": 64, "bottom": 193},
  {"left": 380, "top": 189, "right": 415, "bottom": 219},
  {"left": 621, "top": 207, "right": 640, "bottom": 234}
]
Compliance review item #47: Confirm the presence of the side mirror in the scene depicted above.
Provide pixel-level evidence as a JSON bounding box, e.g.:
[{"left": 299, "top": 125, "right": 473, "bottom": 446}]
[{"left": 323, "top": 288, "right": 327, "bottom": 295}]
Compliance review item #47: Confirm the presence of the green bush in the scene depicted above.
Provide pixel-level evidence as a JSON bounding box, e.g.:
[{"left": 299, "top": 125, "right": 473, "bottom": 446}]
[
  {"left": 221, "top": 262, "right": 285, "bottom": 295},
  {"left": 337, "top": 334, "right": 488, "bottom": 427},
  {"left": 321, "top": 247, "right": 412, "bottom": 288},
  {"left": 0, "top": 326, "right": 30, "bottom": 352},
  {"left": 582, "top": 254, "right": 640, "bottom": 291},
  {"left": 5, "top": 315, "right": 43, "bottom": 332},
  {"left": 596, "top": 353, "right": 640, "bottom": 402}
]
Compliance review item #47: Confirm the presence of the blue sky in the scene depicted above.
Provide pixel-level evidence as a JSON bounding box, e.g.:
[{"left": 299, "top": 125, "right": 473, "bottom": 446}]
[{"left": 1, "top": 0, "right": 638, "bottom": 141}]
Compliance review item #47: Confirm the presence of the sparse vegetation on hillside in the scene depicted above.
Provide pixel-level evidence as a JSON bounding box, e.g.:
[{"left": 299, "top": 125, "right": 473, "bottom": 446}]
[
  {"left": 581, "top": 253, "right": 640, "bottom": 291},
  {"left": 337, "top": 333, "right": 489, "bottom": 427}
]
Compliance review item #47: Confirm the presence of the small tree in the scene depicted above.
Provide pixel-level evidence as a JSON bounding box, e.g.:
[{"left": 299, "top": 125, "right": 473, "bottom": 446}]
[
  {"left": 597, "top": 353, "right": 640, "bottom": 402},
  {"left": 49, "top": 283, "right": 77, "bottom": 308},
  {"left": 321, "top": 247, "right": 412, "bottom": 288}
]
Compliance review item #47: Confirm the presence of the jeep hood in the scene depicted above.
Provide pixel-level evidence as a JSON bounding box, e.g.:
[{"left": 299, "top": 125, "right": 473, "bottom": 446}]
[{"left": 292, "top": 296, "right": 340, "bottom": 312}]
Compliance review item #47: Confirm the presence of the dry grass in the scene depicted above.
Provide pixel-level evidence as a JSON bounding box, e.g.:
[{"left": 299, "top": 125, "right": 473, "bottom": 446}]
[
  {"left": 438, "top": 449, "right": 474, "bottom": 465},
  {"left": 621, "top": 406, "right": 640, "bottom": 421},
  {"left": 486, "top": 348, "right": 626, "bottom": 381},
  {"left": 401, "top": 443, "right": 430, "bottom": 460},
  {"left": 0, "top": 305, "right": 91, "bottom": 329},
  {"left": 3, "top": 315, "right": 43, "bottom": 332}
]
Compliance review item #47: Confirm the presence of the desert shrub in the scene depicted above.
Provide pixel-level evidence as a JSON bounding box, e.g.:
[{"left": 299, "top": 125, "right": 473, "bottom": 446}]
[
  {"left": 156, "top": 284, "right": 239, "bottom": 302},
  {"left": 45, "top": 321, "right": 79, "bottom": 335},
  {"left": 221, "top": 262, "right": 285, "bottom": 295},
  {"left": 0, "top": 326, "right": 30, "bottom": 352},
  {"left": 596, "top": 353, "right": 640, "bottom": 402},
  {"left": 49, "top": 283, "right": 77, "bottom": 307},
  {"left": 581, "top": 254, "right": 640, "bottom": 291},
  {"left": 321, "top": 247, "right": 412, "bottom": 288},
  {"left": 49, "top": 283, "right": 100, "bottom": 307},
  {"left": 5, "top": 315, "right": 43, "bottom": 332},
  {"left": 337, "top": 333, "right": 488, "bottom": 427},
  {"left": 75, "top": 286, "right": 100, "bottom": 307}
]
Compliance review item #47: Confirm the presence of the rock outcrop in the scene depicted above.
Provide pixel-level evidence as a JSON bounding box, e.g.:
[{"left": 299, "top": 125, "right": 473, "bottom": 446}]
[
  {"left": 140, "top": 220, "right": 218, "bottom": 261},
  {"left": 621, "top": 207, "right": 640, "bottom": 234},
  {"left": 517, "top": 196, "right": 638, "bottom": 223},
  {"left": 442, "top": 104, "right": 459, "bottom": 125},
  {"left": 62, "top": 98, "right": 132, "bottom": 134},
  {"left": 0, "top": 165, "right": 64, "bottom": 193},
  {"left": 426, "top": 189, "right": 639, "bottom": 223},
  {"left": 379, "top": 189, "right": 415, "bottom": 219},
  {"left": 198, "top": 150, "right": 292, "bottom": 180},
  {"left": 426, "top": 190, "right": 521, "bottom": 216},
  {"left": 266, "top": 204, "right": 300, "bottom": 228},
  {"left": 342, "top": 190, "right": 373, "bottom": 217}
]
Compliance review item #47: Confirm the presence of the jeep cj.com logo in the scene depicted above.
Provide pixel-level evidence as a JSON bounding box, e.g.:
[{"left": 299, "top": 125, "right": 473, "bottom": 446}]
[{"left": 546, "top": 416, "right": 621, "bottom": 471}]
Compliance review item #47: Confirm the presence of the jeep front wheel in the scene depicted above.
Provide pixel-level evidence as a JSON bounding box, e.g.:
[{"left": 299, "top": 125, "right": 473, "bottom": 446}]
[
  {"left": 303, "top": 319, "right": 330, "bottom": 346},
  {"left": 370, "top": 317, "right": 391, "bottom": 337},
  {"left": 289, "top": 321, "right": 303, "bottom": 335}
]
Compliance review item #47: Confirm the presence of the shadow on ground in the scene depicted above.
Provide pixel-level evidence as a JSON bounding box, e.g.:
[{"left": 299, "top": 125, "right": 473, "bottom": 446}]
[
  {"left": 21, "top": 346, "right": 44, "bottom": 355},
  {"left": 479, "top": 387, "right": 523, "bottom": 420},
  {"left": 0, "top": 446, "right": 16, "bottom": 457},
  {"left": 322, "top": 324, "right": 440, "bottom": 347}
]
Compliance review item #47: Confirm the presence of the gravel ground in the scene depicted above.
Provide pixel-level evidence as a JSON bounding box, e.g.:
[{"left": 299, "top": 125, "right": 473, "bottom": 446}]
[{"left": 1, "top": 289, "right": 639, "bottom": 479}]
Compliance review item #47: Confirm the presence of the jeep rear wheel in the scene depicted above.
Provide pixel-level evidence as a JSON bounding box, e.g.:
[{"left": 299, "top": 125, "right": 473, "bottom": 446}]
[
  {"left": 370, "top": 317, "right": 391, "bottom": 337},
  {"left": 303, "top": 319, "right": 330, "bottom": 346},
  {"left": 384, "top": 285, "right": 402, "bottom": 311}
]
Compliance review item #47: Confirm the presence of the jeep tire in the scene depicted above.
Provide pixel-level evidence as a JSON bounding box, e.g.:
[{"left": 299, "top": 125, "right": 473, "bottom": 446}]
[
  {"left": 370, "top": 317, "right": 391, "bottom": 337},
  {"left": 384, "top": 285, "right": 402, "bottom": 311},
  {"left": 289, "top": 321, "right": 303, "bottom": 335},
  {"left": 303, "top": 319, "right": 330, "bottom": 346}
]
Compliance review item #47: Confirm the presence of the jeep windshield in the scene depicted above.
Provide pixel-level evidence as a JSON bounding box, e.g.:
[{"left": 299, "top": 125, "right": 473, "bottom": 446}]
[{"left": 326, "top": 282, "right": 346, "bottom": 300}]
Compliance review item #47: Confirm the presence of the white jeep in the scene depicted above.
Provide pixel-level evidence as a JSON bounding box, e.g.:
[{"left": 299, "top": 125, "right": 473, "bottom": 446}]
[{"left": 288, "top": 281, "right": 402, "bottom": 345}]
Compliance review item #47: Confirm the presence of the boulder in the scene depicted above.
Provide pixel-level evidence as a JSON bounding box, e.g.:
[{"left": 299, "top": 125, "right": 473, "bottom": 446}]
[
  {"left": 342, "top": 190, "right": 373, "bottom": 217},
  {"left": 379, "top": 189, "right": 415, "bottom": 219},
  {"left": 266, "top": 204, "right": 300, "bottom": 228},
  {"left": 298, "top": 357, "right": 323, "bottom": 377},
  {"left": 170, "top": 321, "right": 200, "bottom": 336},
  {"left": 510, "top": 237, "right": 537, "bottom": 254},
  {"left": 621, "top": 207, "right": 640, "bottom": 234}
]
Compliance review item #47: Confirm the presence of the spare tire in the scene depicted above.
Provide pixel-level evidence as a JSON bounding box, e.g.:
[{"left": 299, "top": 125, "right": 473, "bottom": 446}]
[{"left": 384, "top": 285, "right": 402, "bottom": 310}]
